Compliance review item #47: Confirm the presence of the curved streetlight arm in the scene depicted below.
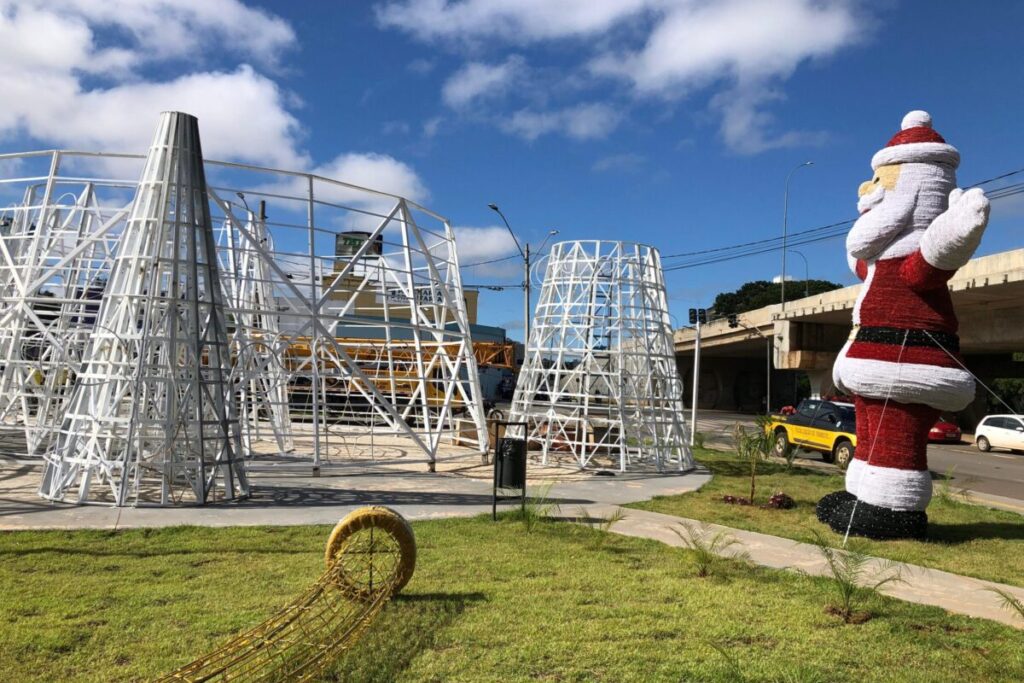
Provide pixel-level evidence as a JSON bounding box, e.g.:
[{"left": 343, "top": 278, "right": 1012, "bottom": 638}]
[
  {"left": 535, "top": 228, "right": 559, "bottom": 254},
  {"left": 488, "top": 203, "right": 525, "bottom": 258},
  {"left": 787, "top": 248, "right": 810, "bottom": 297},
  {"left": 781, "top": 161, "right": 813, "bottom": 311}
]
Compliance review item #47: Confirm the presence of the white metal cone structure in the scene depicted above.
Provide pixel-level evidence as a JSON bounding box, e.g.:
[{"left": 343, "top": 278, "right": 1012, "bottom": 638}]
[
  {"left": 510, "top": 240, "right": 693, "bottom": 472},
  {"left": 39, "top": 112, "right": 247, "bottom": 505},
  {"left": 221, "top": 210, "right": 294, "bottom": 455}
]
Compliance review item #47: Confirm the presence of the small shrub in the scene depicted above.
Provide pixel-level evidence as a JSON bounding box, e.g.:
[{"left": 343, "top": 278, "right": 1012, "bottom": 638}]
[
  {"left": 673, "top": 522, "right": 750, "bottom": 578},
  {"left": 692, "top": 431, "right": 706, "bottom": 449},
  {"left": 808, "top": 531, "right": 905, "bottom": 623}
]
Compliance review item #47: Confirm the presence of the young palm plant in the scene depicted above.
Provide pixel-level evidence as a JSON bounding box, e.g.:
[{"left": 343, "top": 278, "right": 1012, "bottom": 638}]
[
  {"left": 987, "top": 588, "right": 1024, "bottom": 624},
  {"left": 519, "top": 481, "right": 557, "bottom": 533},
  {"left": 574, "top": 506, "right": 626, "bottom": 549},
  {"left": 808, "top": 531, "right": 905, "bottom": 623},
  {"left": 673, "top": 522, "right": 750, "bottom": 578},
  {"left": 731, "top": 415, "right": 775, "bottom": 504}
]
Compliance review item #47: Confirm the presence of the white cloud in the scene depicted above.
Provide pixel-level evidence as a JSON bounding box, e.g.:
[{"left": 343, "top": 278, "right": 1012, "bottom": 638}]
[
  {"left": 454, "top": 225, "right": 519, "bottom": 262},
  {"left": 423, "top": 116, "right": 444, "bottom": 138},
  {"left": 453, "top": 225, "right": 522, "bottom": 278},
  {"left": 44, "top": 67, "right": 305, "bottom": 168},
  {"left": 376, "top": 0, "right": 657, "bottom": 44},
  {"left": 712, "top": 86, "right": 829, "bottom": 154},
  {"left": 382, "top": 120, "right": 412, "bottom": 135},
  {"left": 0, "top": 2, "right": 302, "bottom": 166},
  {"left": 590, "top": 0, "right": 860, "bottom": 94},
  {"left": 591, "top": 0, "right": 861, "bottom": 152},
  {"left": 4, "top": 0, "right": 294, "bottom": 69},
  {"left": 442, "top": 56, "right": 525, "bottom": 109},
  {"left": 311, "top": 153, "right": 429, "bottom": 204},
  {"left": 262, "top": 152, "right": 431, "bottom": 231},
  {"left": 377, "top": 0, "right": 867, "bottom": 152},
  {"left": 0, "top": 0, "right": 432, "bottom": 206},
  {"left": 407, "top": 57, "right": 436, "bottom": 74},
  {"left": 503, "top": 104, "right": 622, "bottom": 141},
  {"left": 592, "top": 152, "right": 646, "bottom": 173}
]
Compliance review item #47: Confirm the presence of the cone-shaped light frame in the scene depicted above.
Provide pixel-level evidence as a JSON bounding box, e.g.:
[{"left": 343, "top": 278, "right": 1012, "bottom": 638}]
[{"left": 510, "top": 240, "right": 693, "bottom": 472}]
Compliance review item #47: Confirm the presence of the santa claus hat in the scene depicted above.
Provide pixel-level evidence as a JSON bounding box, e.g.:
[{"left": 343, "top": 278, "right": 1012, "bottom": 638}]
[{"left": 871, "top": 110, "right": 960, "bottom": 170}]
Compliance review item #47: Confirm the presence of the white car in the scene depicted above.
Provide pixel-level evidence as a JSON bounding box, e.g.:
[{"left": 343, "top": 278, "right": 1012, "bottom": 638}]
[{"left": 974, "top": 415, "right": 1024, "bottom": 453}]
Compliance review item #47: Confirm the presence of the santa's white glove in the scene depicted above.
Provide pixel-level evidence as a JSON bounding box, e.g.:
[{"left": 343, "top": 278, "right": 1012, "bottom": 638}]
[{"left": 919, "top": 187, "right": 990, "bottom": 271}]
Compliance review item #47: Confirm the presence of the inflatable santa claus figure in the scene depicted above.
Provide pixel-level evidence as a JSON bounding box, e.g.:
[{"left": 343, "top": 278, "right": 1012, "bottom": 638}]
[{"left": 817, "top": 110, "right": 990, "bottom": 539}]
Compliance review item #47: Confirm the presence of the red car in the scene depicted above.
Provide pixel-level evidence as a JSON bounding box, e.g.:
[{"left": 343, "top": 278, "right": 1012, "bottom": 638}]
[{"left": 928, "top": 417, "right": 962, "bottom": 443}]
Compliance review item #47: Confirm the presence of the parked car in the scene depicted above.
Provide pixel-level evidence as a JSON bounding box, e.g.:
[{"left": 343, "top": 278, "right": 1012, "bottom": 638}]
[
  {"left": 975, "top": 415, "right": 1024, "bottom": 453},
  {"left": 928, "top": 417, "right": 962, "bottom": 443},
  {"left": 767, "top": 398, "right": 856, "bottom": 468}
]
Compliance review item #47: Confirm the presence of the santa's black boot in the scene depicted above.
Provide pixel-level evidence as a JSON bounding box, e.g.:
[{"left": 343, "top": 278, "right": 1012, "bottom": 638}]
[{"left": 816, "top": 491, "right": 928, "bottom": 540}]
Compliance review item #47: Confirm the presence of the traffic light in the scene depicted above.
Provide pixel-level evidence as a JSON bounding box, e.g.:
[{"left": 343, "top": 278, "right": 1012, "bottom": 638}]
[
  {"left": 728, "top": 314, "right": 738, "bottom": 328},
  {"left": 697, "top": 308, "right": 707, "bottom": 324},
  {"left": 688, "top": 308, "right": 697, "bottom": 325}
]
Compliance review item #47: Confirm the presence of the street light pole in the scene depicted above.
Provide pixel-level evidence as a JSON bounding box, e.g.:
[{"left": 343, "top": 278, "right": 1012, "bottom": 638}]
[
  {"left": 488, "top": 203, "right": 557, "bottom": 354},
  {"left": 523, "top": 242, "right": 531, "bottom": 348},
  {"left": 788, "top": 248, "right": 810, "bottom": 298},
  {"left": 781, "top": 161, "right": 813, "bottom": 311}
]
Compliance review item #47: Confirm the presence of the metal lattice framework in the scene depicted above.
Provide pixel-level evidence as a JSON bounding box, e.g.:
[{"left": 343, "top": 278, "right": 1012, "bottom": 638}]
[
  {"left": 509, "top": 240, "right": 693, "bottom": 471},
  {"left": 39, "top": 112, "right": 245, "bottom": 505},
  {"left": 0, "top": 111, "right": 487, "bottom": 505}
]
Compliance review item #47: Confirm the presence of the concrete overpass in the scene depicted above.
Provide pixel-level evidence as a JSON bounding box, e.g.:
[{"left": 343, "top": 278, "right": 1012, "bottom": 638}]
[{"left": 674, "top": 248, "right": 1024, "bottom": 425}]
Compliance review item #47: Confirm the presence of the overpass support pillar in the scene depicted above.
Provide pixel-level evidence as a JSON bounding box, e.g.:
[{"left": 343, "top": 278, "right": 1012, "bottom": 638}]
[{"left": 805, "top": 368, "right": 834, "bottom": 399}]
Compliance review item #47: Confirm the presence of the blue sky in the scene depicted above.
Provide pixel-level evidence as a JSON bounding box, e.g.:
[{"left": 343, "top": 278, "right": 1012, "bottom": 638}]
[{"left": 2, "top": 1, "right": 1022, "bottom": 339}]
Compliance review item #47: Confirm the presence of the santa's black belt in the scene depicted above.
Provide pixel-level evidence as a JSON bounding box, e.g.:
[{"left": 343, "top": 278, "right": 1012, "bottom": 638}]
[{"left": 854, "top": 326, "right": 959, "bottom": 352}]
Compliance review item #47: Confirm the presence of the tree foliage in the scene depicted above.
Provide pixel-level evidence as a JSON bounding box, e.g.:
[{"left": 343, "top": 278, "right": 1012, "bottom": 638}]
[{"left": 711, "top": 279, "right": 843, "bottom": 316}]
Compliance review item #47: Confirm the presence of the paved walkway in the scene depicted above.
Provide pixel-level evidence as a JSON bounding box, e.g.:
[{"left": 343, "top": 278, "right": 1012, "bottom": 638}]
[
  {"left": 0, "top": 457, "right": 712, "bottom": 529},
  {"left": 586, "top": 503, "right": 1024, "bottom": 630}
]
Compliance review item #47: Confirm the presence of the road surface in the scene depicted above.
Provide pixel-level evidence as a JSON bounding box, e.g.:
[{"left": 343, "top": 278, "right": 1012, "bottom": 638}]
[{"left": 694, "top": 410, "right": 1024, "bottom": 503}]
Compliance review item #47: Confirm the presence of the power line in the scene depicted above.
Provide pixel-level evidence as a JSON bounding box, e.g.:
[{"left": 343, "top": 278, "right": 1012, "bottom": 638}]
[
  {"left": 461, "top": 253, "right": 520, "bottom": 268},
  {"left": 660, "top": 166, "right": 1024, "bottom": 272},
  {"left": 660, "top": 218, "right": 854, "bottom": 259}
]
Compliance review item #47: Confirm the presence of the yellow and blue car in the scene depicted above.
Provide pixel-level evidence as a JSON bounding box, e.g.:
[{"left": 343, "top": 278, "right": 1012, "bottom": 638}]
[{"left": 767, "top": 399, "right": 857, "bottom": 469}]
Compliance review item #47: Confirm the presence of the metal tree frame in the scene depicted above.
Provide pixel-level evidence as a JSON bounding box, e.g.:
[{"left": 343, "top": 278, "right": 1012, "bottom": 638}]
[
  {"left": 39, "top": 112, "right": 245, "bottom": 505},
  {"left": 0, "top": 111, "right": 487, "bottom": 506},
  {"left": 509, "top": 240, "right": 693, "bottom": 472}
]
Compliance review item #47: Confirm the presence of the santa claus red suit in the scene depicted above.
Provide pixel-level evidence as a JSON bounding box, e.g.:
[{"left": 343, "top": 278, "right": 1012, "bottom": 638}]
[{"left": 816, "top": 110, "right": 990, "bottom": 539}]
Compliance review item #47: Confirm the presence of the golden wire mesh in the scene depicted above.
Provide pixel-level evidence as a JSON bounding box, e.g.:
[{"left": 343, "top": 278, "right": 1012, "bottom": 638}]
[{"left": 157, "top": 506, "right": 416, "bottom": 682}]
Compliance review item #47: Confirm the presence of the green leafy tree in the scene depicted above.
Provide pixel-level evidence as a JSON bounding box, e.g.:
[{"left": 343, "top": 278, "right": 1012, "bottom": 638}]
[{"left": 712, "top": 279, "right": 843, "bottom": 316}]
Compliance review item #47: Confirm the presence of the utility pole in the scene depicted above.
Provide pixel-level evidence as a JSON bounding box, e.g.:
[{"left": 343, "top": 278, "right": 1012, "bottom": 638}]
[
  {"left": 523, "top": 242, "right": 531, "bottom": 347},
  {"left": 488, "top": 203, "right": 557, "bottom": 356},
  {"left": 688, "top": 308, "right": 705, "bottom": 446}
]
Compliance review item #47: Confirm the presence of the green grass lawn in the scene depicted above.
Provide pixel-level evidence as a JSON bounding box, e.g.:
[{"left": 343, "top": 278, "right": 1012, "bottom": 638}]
[
  {"left": 629, "top": 449, "right": 1024, "bottom": 587},
  {"left": 1, "top": 517, "right": 1022, "bottom": 682}
]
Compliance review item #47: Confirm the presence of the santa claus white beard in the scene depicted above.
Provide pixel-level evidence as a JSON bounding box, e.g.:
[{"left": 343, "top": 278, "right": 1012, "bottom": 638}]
[{"left": 858, "top": 187, "right": 885, "bottom": 214}]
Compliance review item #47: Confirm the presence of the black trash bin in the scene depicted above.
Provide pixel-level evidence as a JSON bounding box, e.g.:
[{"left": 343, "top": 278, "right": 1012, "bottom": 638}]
[{"left": 492, "top": 422, "right": 528, "bottom": 519}]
